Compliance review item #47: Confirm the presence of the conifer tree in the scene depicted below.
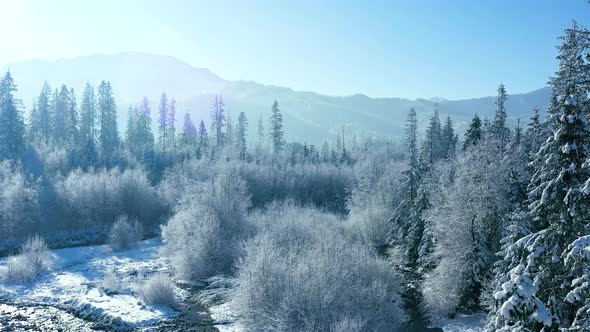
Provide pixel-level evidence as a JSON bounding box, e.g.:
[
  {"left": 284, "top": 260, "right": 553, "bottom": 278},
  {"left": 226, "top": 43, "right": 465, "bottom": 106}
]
[
  {"left": 211, "top": 95, "right": 225, "bottom": 150},
  {"left": 269, "top": 100, "right": 285, "bottom": 154},
  {"left": 236, "top": 111, "right": 248, "bottom": 160},
  {"left": 30, "top": 81, "right": 52, "bottom": 143},
  {"left": 168, "top": 98, "right": 176, "bottom": 152},
  {"left": 79, "top": 83, "right": 96, "bottom": 144},
  {"left": 0, "top": 71, "right": 25, "bottom": 160},
  {"left": 489, "top": 22, "right": 590, "bottom": 331},
  {"left": 463, "top": 114, "right": 482, "bottom": 150},
  {"left": 197, "top": 120, "right": 209, "bottom": 159},
  {"left": 180, "top": 112, "right": 197, "bottom": 148},
  {"left": 491, "top": 84, "right": 510, "bottom": 142},
  {"left": 137, "top": 97, "right": 155, "bottom": 153},
  {"left": 441, "top": 115, "right": 456, "bottom": 158},
  {"left": 97, "top": 81, "right": 119, "bottom": 164},
  {"left": 158, "top": 93, "right": 168, "bottom": 153},
  {"left": 65, "top": 88, "right": 79, "bottom": 148}
]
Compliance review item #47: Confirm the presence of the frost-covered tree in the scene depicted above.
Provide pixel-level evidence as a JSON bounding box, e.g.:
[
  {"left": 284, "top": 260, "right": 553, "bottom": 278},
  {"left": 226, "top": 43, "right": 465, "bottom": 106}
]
[
  {"left": 463, "top": 113, "right": 482, "bottom": 151},
  {"left": 441, "top": 115, "right": 457, "bottom": 159},
  {"left": 491, "top": 84, "right": 510, "bottom": 143},
  {"left": 29, "top": 82, "right": 52, "bottom": 143},
  {"left": 79, "top": 83, "right": 96, "bottom": 144},
  {"left": 269, "top": 100, "right": 285, "bottom": 154},
  {"left": 236, "top": 111, "right": 248, "bottom": 160},
  {"left": 158, "top": 93, "right": 168, "bottom": 153},
  {"left": 488, "top": 22, "right": 590, "bottom": 331},
  {"left": 524, "top": 106, "right": 543, "bottom": 157},
  {"left": 0, "top": 71, "right": 26, "bottom": 160},
  {"left": 168, "top": 98, "right": 176, "bottom": 152},
  {"left": 97, "top": 81, "right": 119, "bottom": 165},
  {"left": 211, "top": 95, "right": 226, "bottom": 150},
  {"left": 197, "top": 120, "right": 209, "bottom": 159}
]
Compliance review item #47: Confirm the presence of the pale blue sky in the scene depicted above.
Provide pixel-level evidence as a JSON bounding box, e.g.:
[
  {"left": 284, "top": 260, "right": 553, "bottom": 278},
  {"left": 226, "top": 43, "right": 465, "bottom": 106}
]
[{"left": 0, "top": 0, "right": 588, "bottom": 99}]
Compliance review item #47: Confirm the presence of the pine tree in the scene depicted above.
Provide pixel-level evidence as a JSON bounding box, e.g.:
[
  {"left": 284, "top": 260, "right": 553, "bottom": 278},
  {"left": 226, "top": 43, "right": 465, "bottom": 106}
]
[
  {"left": 421, "top": 104, "right": 443, "bottom": 165},
  {"left": 197, "top": 120, "right": 209, "bottom": 159},
  {"left": 30, "top": 81, "right": 52, "bottom": 143},
  {"left": 168, "top": 98, "right": 176, "bottom": 152},
  {"left": 210, "top": 95, "right": 225, "bottom": 150},
  {"left": 180, "top": 112, "right": 197, "bottom": 148},
  {"left": 53, "top": 85, "right": 68, "bottom": 143},
  {"left": 491, "top": 84, "right": 510, "bottom": 142},
  {"left": 65, "top": 88, "right": 79, "bottom": 148},
  {"left": 236, "top": 111, "right": 248, "bottom": 160},
  {"left": 137, "top": 97, "right": 155, "bottom": 153},
  {"left": 441, "top": 115, "right": 456, "bottom": 158},
  {"left": 79, "top": 83, "right": 96, "bottom": 144},
  {"left": 158, "top": 93, "right": 168, "bottom": 153},
  {"left": 489, "top": 21, "right": 590, "bottom": 331},
  {"left": 269, "top": 100, "right": 285, "bottom": 154},
  {"left": 97, "top": 81, "right": 119, "bottom": 165},
  {"left": 257, "top": 114, "right": 265, "bottom": 146},
  {"left": 0, "top": 71, "right": 25, "bottom": 160},
  {"left": 463, "top": 113, "right": 482, "bottom": 150},
  {"left": 525, "top": 106, "right": 543, "bottom": 156},
  {"left": 125, "top": 105, "right": 138, "bottom": 153},
  {"left": 321, "top": 141, "right": 330, "bottom": 163}
]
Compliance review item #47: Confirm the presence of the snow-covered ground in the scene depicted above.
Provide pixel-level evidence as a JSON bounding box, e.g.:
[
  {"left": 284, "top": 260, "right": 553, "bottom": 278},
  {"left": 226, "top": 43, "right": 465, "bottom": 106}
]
[{"left": 0, "top": 238, "right": 179, "bottom": 330}]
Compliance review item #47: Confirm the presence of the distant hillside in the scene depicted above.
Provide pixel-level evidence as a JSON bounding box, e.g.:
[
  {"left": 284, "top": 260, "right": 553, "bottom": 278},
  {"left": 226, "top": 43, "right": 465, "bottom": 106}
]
[{"left": 2, "top": 52, "right": 551, "bottom": 144}]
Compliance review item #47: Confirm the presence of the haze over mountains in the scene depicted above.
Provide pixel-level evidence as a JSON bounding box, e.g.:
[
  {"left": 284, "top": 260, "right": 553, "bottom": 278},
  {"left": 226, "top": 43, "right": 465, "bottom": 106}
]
[{"left": 2, "top": 52, "right": 551, "bottom": 143}]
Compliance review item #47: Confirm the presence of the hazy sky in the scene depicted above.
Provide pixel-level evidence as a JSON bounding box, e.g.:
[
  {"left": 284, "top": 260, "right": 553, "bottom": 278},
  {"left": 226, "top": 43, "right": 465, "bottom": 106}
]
[{"left": 0, "top": 0, "right": 589, "bottom": 99}]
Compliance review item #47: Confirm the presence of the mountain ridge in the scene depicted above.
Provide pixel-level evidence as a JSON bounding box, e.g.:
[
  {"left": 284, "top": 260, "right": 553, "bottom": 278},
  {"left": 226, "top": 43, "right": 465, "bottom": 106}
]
[{"left": 1, "top": 52, "right": 552, "bottom": 143}]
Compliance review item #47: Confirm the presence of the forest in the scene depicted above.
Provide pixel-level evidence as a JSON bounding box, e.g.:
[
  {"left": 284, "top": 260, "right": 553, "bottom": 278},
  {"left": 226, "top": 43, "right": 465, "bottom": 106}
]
[{"left": 0, "top": 21, "right": 590, "bottom": 332}]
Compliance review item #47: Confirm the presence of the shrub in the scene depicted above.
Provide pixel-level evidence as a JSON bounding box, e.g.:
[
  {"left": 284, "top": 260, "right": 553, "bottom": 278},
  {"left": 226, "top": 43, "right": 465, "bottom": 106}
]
[
  {"left": 55, "top": 167, "right": 162, "bottom": 229},
  {"left": 346, "top": 160, "right": 404, "bottom": 246},
  {"left": 0, "top": 161, "right": 40, "bottom": 240},
  {"left": 139, "top": 274, "right": 177, "bottom": 306},
  {"left": 4, "top": 235, "right": 49, "bottom": 282},
  {"left": 108, "top": 215, "right": 144, "bottom": 251},
  {"left": 228, "top": 204, "right": 406, "bottom": 331},
  {"left": 161, "top": 167, "right": 251, "bottom": 280}
]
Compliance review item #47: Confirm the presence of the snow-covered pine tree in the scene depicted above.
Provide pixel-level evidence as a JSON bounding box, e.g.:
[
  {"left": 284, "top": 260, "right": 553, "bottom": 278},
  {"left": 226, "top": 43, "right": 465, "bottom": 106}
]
[
  {"left": 463, "top": 113, "right": 482, "bottom": 151},
  {"left": 0, "top": 71, "right": 26, "bottom": 160},
  {"left": 236, "top": 112, "right": 248, "bottom": 160},
  {"left": 97, "top": 81, "right": 119, "bottom": 165},
  {"left": 168, "top": 98, "right": 176, "bottom": 152},
  {"left": 197, "top": 120, "right": 208, "bottom": 159},
  {"left": 158, "top": 93, "right": 168, "bottom": 153},
  {"left": 269, "top": 100, "right": 285, "bottom": 154},
  {"left": 488, "top": 21, "right": 590, "bottom": 331},
  {"left": 491, "top": 84, "right": 510, "bottom": 143},
  {"left": 79, "top": 83, "right": 96, "bottom": 144}
]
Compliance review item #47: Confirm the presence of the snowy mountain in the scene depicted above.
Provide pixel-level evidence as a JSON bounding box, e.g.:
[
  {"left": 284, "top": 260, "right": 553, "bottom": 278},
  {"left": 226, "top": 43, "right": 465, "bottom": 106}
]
[{"left": 2, "top": 52, "right": 551, "bottom": 143}]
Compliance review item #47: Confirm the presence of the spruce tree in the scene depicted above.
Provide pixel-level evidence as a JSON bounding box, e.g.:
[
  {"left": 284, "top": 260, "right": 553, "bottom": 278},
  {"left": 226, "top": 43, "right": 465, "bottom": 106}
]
[
  {"left": 168, "top": 98, "right": 176, "bottom": 152},
  {"left": 197, "top": 120, "right": 208, "bottom": 159},
  {"left": 210, "top": 95, "right": 225, "bottom": 150},
  {"left": 491, "top": 84, "right": 510, "bottom": 142},
  {"left": 0, "top": 71, "right": 25, "bottom": 160},
  {"left": 236, "top": 111, "right": 248, "bottom": 160},
  {"left": 97, "top": 81, "right": 119, "bottom": 165},
  {"left": 158, "top": 93, "right": 168, "bottom": 153},
  {"left": 269, "top": 100, "right": 285, "bottom": 154},
  {"left": 463, "top": 114, "right": 482, "bottom": 150},
  {"left": 79, "top": 83, "right": 96, "bottom": 144},
  {"left": 489, "top": 22, "right": 590, "bottom": 331},
  {"left": 138, "top": 97, "right": 155, "bottom": 153},
  {"left": 65, "top": 88, "right": 79, "bottom": 148},
  {"left": 30, "top": 81, "right": 52, "bottom": 143},
  {"left": 441, "top": 115, "right": 456, "bottom": 158}
]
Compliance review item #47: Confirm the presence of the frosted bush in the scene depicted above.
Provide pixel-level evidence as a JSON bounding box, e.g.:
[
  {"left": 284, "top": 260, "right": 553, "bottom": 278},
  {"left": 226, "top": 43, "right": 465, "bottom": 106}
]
[
  {"left": 4, "top": 235, "right": 50, "bottom": 282},
  {"left": 139, "top": 274, "right": 177, "bottom": 306},
  {"left": 161, "top": 167, "right": 251, "bottom": 280},
  {"left": 0, "top": 160, "right": 40, "bottom": 240},
  {"left": 228, "top": 204, "right": 405, "bottom": 331},
  {"left": 108, "top": 215, "right": 144, "bottom": 251}
]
